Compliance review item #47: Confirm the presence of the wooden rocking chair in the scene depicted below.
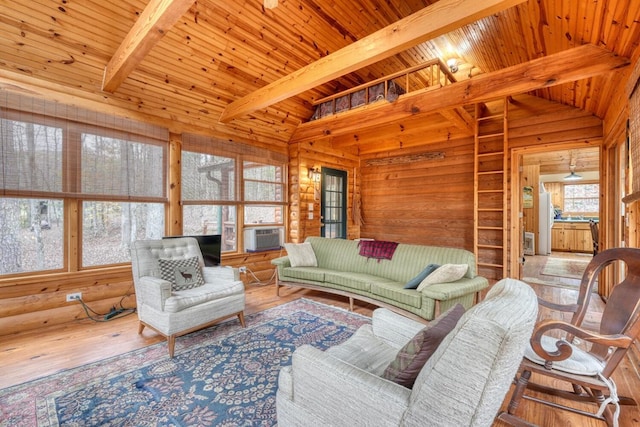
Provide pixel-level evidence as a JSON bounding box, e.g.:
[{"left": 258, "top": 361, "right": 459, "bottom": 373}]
[{"left": 498, "top": 247, "right": 640, "bottom": 427}]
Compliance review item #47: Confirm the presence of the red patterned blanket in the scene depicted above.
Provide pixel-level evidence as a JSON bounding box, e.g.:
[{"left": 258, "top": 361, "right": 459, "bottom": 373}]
[{"left": 358, "top": 240, "right": 399, "bottom": 261}]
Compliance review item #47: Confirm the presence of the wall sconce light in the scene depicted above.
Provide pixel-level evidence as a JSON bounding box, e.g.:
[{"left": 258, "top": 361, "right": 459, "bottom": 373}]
[
  {"left": 308, "top": 167, "right": 321, "bottom": 183},
  {"left": 446, "top": 58, "right": 459, "bottom": 73}
]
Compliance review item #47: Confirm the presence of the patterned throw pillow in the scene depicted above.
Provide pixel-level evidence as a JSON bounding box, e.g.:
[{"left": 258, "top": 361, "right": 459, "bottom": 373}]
[
  {"left": 284, "top": 242, "right": 318, "bottom": 267},
  {"left": 158, "top": 257, "right": 205, "bottom": 291},
  {"left": 382, "top": 304, "right": 465, "bottom": 388},
  {"left": 416, "top": 263, "right": 468, "bottom": 291}
]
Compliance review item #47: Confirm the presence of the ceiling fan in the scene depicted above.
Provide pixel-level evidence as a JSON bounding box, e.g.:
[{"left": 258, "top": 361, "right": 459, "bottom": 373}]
[{"left": 264, "top": 0, "right": 278, "bottom": 9}]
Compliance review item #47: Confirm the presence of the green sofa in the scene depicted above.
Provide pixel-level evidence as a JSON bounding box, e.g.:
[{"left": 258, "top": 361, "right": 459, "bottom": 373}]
[{"left": 271, "top": 237, "right": 489, "bottom": 321}]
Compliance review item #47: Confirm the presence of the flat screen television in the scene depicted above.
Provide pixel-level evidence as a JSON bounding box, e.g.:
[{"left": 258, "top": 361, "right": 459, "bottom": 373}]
[{"left": 162, "top": 234, "right": 222, "bottom": 266}]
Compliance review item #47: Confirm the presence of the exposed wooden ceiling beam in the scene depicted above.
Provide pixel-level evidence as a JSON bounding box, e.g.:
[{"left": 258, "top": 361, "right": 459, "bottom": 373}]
[
  {"left": 219, "top": 0, "right": 527, "bottom": 123},
  {"left": 291, "top": 44, "right": 630, "bottom": 143},
  {"left": 102, "top": 0, "right": 196, "bottom": 93}
]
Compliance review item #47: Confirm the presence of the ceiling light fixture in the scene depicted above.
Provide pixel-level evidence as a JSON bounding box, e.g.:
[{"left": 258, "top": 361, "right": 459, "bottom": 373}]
[
  {"left": 564, "top": 152, "right": 582, "bottom": 181},
  {"left": 264, "top": 0, "right": 278, "bottom": 9},
  {"left": 564, "top": 170, "right": 583, "bottom": 181},
  {"left": 446, "top": 58, "right": 459, "bottom": 73}
]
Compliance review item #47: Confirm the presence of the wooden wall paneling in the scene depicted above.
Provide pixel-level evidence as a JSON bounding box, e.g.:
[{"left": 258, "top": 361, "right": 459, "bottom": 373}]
[
  {"left": 224, "top": 251, "right": 284, "bottom": 286},
  {"left": 0, "top": 293, "right": 136, "bottom": 336},
  {"left": 0, "top": 269, "right": 135, "bottom": 336},
  {"left": 360, "top": 138, "right": 475, "bottom": 249}
]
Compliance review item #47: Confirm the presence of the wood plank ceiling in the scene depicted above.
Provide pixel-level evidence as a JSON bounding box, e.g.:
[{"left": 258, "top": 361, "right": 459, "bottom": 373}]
[{"left": 0, "top": 0, "right": 639, "bottom": 154}]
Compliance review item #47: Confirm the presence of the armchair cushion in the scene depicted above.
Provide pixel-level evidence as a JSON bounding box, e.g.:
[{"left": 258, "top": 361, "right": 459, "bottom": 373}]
[
  {"left": 163, "top": 280, "right": 245, "bottom": 313},
  {"left": 158, "top": 257, "right": 205, "bottom": 291},
  {"left": 382, "top": 304, "right": 465, "bottom": 388},
  {"left": 524, "top": 335, "right": 605, "bottom": 375},
  {"left": 325, "top": 324, "right": 399, "bottom": 376}
]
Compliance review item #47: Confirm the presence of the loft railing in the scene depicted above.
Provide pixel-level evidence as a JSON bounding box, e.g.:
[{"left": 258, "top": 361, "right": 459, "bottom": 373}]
[{"left": 309, "top": 59, "right": 457, "bottom": 120}]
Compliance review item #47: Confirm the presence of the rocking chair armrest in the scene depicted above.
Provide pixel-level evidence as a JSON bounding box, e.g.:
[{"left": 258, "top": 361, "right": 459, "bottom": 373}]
[
  {"left": 531, "top": 319, "right": 634, "bottom": 362},
  {"left": 537, "top": 297, "right": 580, "bottom": 314}
]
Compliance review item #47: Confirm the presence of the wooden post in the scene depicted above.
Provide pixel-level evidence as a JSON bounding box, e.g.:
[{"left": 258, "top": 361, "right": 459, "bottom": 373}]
[{"left": 168, "top": 133, "right": 182, "bottom": 236}]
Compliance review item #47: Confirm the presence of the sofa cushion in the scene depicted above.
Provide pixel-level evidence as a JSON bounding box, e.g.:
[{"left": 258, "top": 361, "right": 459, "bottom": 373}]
[
  {"left": 284, "top": 242, "right": 318, "bottom": 267},
  {"left": 281, "top": 267, "right": 326, "bottom": 282},
  {"left": 370, "top": 282, "right": 423, "bottom": 309},
  {"left": 404, "top": 264, "right": 440, "bottom": 289},
  {"left": 382, "top": 304, "right": 465, "bottom": 388},
  {"left": 323, "top": 271, "right": 381, "bottom": 292},
  {"left": 158, "top": 257, "right": 205, "bottom": 291},
  {"left": 416, "top": 264, "right": 468, "bottom": 291}
]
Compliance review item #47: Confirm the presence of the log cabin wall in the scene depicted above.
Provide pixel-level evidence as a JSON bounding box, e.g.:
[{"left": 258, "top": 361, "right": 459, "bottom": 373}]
[
  {"left": 357, "top": 94, "right": 602, "bottom": 283},
  {"left": 288, "top": 140, "right": 360, "bottom": 243},
  {"left": 359, "top": 138, "right": 474, "bottom": 249}
]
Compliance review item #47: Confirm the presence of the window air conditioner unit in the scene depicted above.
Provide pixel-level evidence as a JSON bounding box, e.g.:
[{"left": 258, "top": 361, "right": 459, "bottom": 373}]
[{"left": 244, "top": 227, "right": 283, "bottom": 252}]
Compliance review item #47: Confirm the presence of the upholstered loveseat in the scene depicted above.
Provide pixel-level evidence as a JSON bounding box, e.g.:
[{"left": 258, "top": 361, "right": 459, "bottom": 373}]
[{"left": 271, "top": 237, "right": 489, "bottom": 321}]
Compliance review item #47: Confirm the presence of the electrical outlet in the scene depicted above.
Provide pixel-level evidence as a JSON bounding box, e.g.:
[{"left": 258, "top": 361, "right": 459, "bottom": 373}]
[
  {"left": 239, "top": 266, "right": 247, "bottom": 273},
  {"left": 66, "top": 292, "right": 82, "bottom": 302}
]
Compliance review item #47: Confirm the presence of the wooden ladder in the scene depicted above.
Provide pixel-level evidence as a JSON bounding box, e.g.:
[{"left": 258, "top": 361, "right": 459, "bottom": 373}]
[{"left": 474, "top": 98, "right": 508, "bottom": 282}]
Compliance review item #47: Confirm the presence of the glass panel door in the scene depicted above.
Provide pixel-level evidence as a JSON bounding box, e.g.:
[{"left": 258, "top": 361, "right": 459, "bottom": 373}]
[{"left": 321, "top": 167, "right": 347, "bottom": 239}]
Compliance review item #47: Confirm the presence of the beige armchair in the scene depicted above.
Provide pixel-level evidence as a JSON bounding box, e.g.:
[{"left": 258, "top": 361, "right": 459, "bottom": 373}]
[
  {"left": 276, "top": 278, "right": 538, "bottom": 427},
  {"left": 130, "top": 237, "right": 245, "bottom": 357}
]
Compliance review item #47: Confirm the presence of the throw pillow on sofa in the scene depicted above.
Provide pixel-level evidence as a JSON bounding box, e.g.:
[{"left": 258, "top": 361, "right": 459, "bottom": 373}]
[
  {"left": 416, "top": 263, "right": 468, "bottom": 291},
  {"left": 158, "top": 257, "right": 205, "bottom": 291},
  {"left": 284, "top": 242, "right": 318, "bottom": 267},
  {"left": 403, "top": 263, "right": 440, "bottom": 289},
  {"left": 382, "top": 304, "right": 465, "bottom": 388}
]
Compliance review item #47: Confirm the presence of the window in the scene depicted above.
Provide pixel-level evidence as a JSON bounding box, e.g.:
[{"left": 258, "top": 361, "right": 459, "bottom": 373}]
[
  {"left": 182, "top": 151, "right": 237, "bottom": 251},
  {"left": 243, "top": 161, "right": 284, "bottom": 226},
  {"left": 82, "top": 201, "right": 164, "bottom": 267},
  {"left": 564, "top": 183, "right": 599, "bottom": 214},
  {"left": 0, "top": 94, "right": 168, "bottom": 275},
  {"left": 0, "top": 198, "right": 63, "bottom": 275},
  {"left": 0, "top": 116, "right": 65, "bottom": 275},
  {"left": 182, "top": 134, "right": 286, "bottom": 253}
]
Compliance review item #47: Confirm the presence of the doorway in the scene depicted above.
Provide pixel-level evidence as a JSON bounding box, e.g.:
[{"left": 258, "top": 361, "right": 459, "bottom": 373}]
[
  {"left": 321, "top": 167, "right": 347, "bottom": 239},
  {"left": 515, "top": 144, "right": 601, "bottom": 289}
]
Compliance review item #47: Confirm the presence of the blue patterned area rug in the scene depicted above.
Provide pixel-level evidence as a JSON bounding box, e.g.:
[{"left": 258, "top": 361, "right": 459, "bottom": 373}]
[{"left": 0, "top": 299, "right": 370, "bottom": 426}]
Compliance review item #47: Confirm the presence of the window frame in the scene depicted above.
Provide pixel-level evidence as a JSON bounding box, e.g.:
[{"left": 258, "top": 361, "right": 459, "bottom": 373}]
[
  {"left": 181, "top": 137, "right": 287, "bottom": 254},
  {"left": 0, "top": 104, "right": 169, "bottom": 276}
]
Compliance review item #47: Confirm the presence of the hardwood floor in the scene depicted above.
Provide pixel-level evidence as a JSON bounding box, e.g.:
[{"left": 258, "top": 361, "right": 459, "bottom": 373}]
[{"left": 1, "top": 271, "right": 639, "bottom": 426}]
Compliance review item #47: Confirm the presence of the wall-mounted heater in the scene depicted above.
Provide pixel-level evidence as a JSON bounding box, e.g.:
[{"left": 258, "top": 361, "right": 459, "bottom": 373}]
[{"left": 524, "top": 232, "right": 535, "bottom": 256}]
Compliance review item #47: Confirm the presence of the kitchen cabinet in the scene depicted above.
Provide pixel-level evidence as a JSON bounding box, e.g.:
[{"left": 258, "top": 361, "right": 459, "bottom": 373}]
[{"left": 551, "top": 222, "right": 592, "bottom": 253}]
